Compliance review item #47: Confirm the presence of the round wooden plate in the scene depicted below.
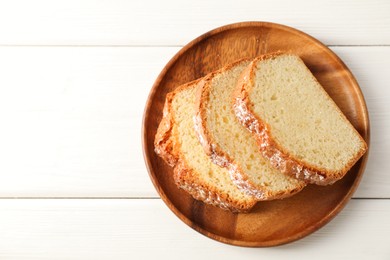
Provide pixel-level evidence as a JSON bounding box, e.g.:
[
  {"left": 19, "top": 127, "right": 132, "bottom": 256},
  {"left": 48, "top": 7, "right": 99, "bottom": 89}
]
[{"left": 142, "top": 22, "right": 370, "bottom": 247}]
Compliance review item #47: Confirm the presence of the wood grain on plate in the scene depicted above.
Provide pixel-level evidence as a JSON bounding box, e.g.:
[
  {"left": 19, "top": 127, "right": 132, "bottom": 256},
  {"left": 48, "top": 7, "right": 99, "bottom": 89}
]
[{"left": 142, "top": 22, "right": 369, "bottom": 247}]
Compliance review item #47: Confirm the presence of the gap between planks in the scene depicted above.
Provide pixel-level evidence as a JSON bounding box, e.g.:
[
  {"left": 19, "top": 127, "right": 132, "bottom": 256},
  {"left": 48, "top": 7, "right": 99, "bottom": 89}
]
[
  {"left": 0, "top": 44, "right": 389, "bottom": 48},
  {"left": 0, "top": 197, "right": 387, "bottom": 200}
]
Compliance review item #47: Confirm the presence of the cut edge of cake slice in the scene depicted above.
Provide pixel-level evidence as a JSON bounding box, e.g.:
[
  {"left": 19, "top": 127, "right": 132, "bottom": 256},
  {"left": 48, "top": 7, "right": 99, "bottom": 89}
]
[
  {"left": 155, "top": 80, "right": 257, "bottom": 212},
  {"left": 233, "top": 52, "right": 367, "bottom": 185},
  {"left": 194, "top": 59, "right": 306, "bottom": 200}
]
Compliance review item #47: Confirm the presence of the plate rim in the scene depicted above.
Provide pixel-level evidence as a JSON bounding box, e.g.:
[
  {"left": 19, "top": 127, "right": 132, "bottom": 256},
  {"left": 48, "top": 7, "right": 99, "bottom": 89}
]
[{"left": 142, "top": 21, "right": 370, "bottom": 247}]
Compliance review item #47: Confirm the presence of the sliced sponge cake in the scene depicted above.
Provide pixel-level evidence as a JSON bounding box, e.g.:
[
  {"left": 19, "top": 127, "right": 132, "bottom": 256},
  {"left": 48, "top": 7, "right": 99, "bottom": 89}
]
[
  {"left": 155, "top": 79, "right": 257, "bottom": 212},
  {"left": 195, "top": 59, "right": 305, "bottom": 200},
  {"left": 234, "top": 53, "right": 367, "bottom": 185}
]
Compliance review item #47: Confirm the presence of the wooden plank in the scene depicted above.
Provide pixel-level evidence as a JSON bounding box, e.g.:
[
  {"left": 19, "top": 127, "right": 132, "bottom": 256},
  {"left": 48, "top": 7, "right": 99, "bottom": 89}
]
[
  {"left": 0, "top": 46, "right": 388, "bottom": 198},
  {"left": 0, "top": 199, "right": 388, "bottom": 259},
  {"left": 0, "top": 47, "right": 178, "bottom": 197},
  {"left": 332, "top": 47, "right": 390, "bottom": 198},
  {"left": 0, "top": 0, "right": 388, "bottom": 46}
]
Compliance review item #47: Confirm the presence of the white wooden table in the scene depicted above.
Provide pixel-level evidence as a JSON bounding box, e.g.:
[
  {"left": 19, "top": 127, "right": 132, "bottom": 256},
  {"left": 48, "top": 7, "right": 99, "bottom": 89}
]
[{"left": 0, "top": 1, "right": 389, "bottom": 259}]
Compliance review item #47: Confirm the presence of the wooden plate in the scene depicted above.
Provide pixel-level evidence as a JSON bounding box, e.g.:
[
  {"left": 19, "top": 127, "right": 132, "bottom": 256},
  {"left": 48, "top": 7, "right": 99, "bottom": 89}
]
[{"left": 142, "top": 22, "right": 370, "bottom": 247}]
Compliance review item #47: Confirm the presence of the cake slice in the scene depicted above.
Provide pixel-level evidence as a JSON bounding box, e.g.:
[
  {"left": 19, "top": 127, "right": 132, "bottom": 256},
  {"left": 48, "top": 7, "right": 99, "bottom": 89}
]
[
  {"left": 155, "top": 79, "right": 257, "bottom": 212},
  {"left": 234, "top": 53, "right": 367, "bottom": 185},
  {"left": 195, "top": 59, "right": 305, "bottom": 200}
]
